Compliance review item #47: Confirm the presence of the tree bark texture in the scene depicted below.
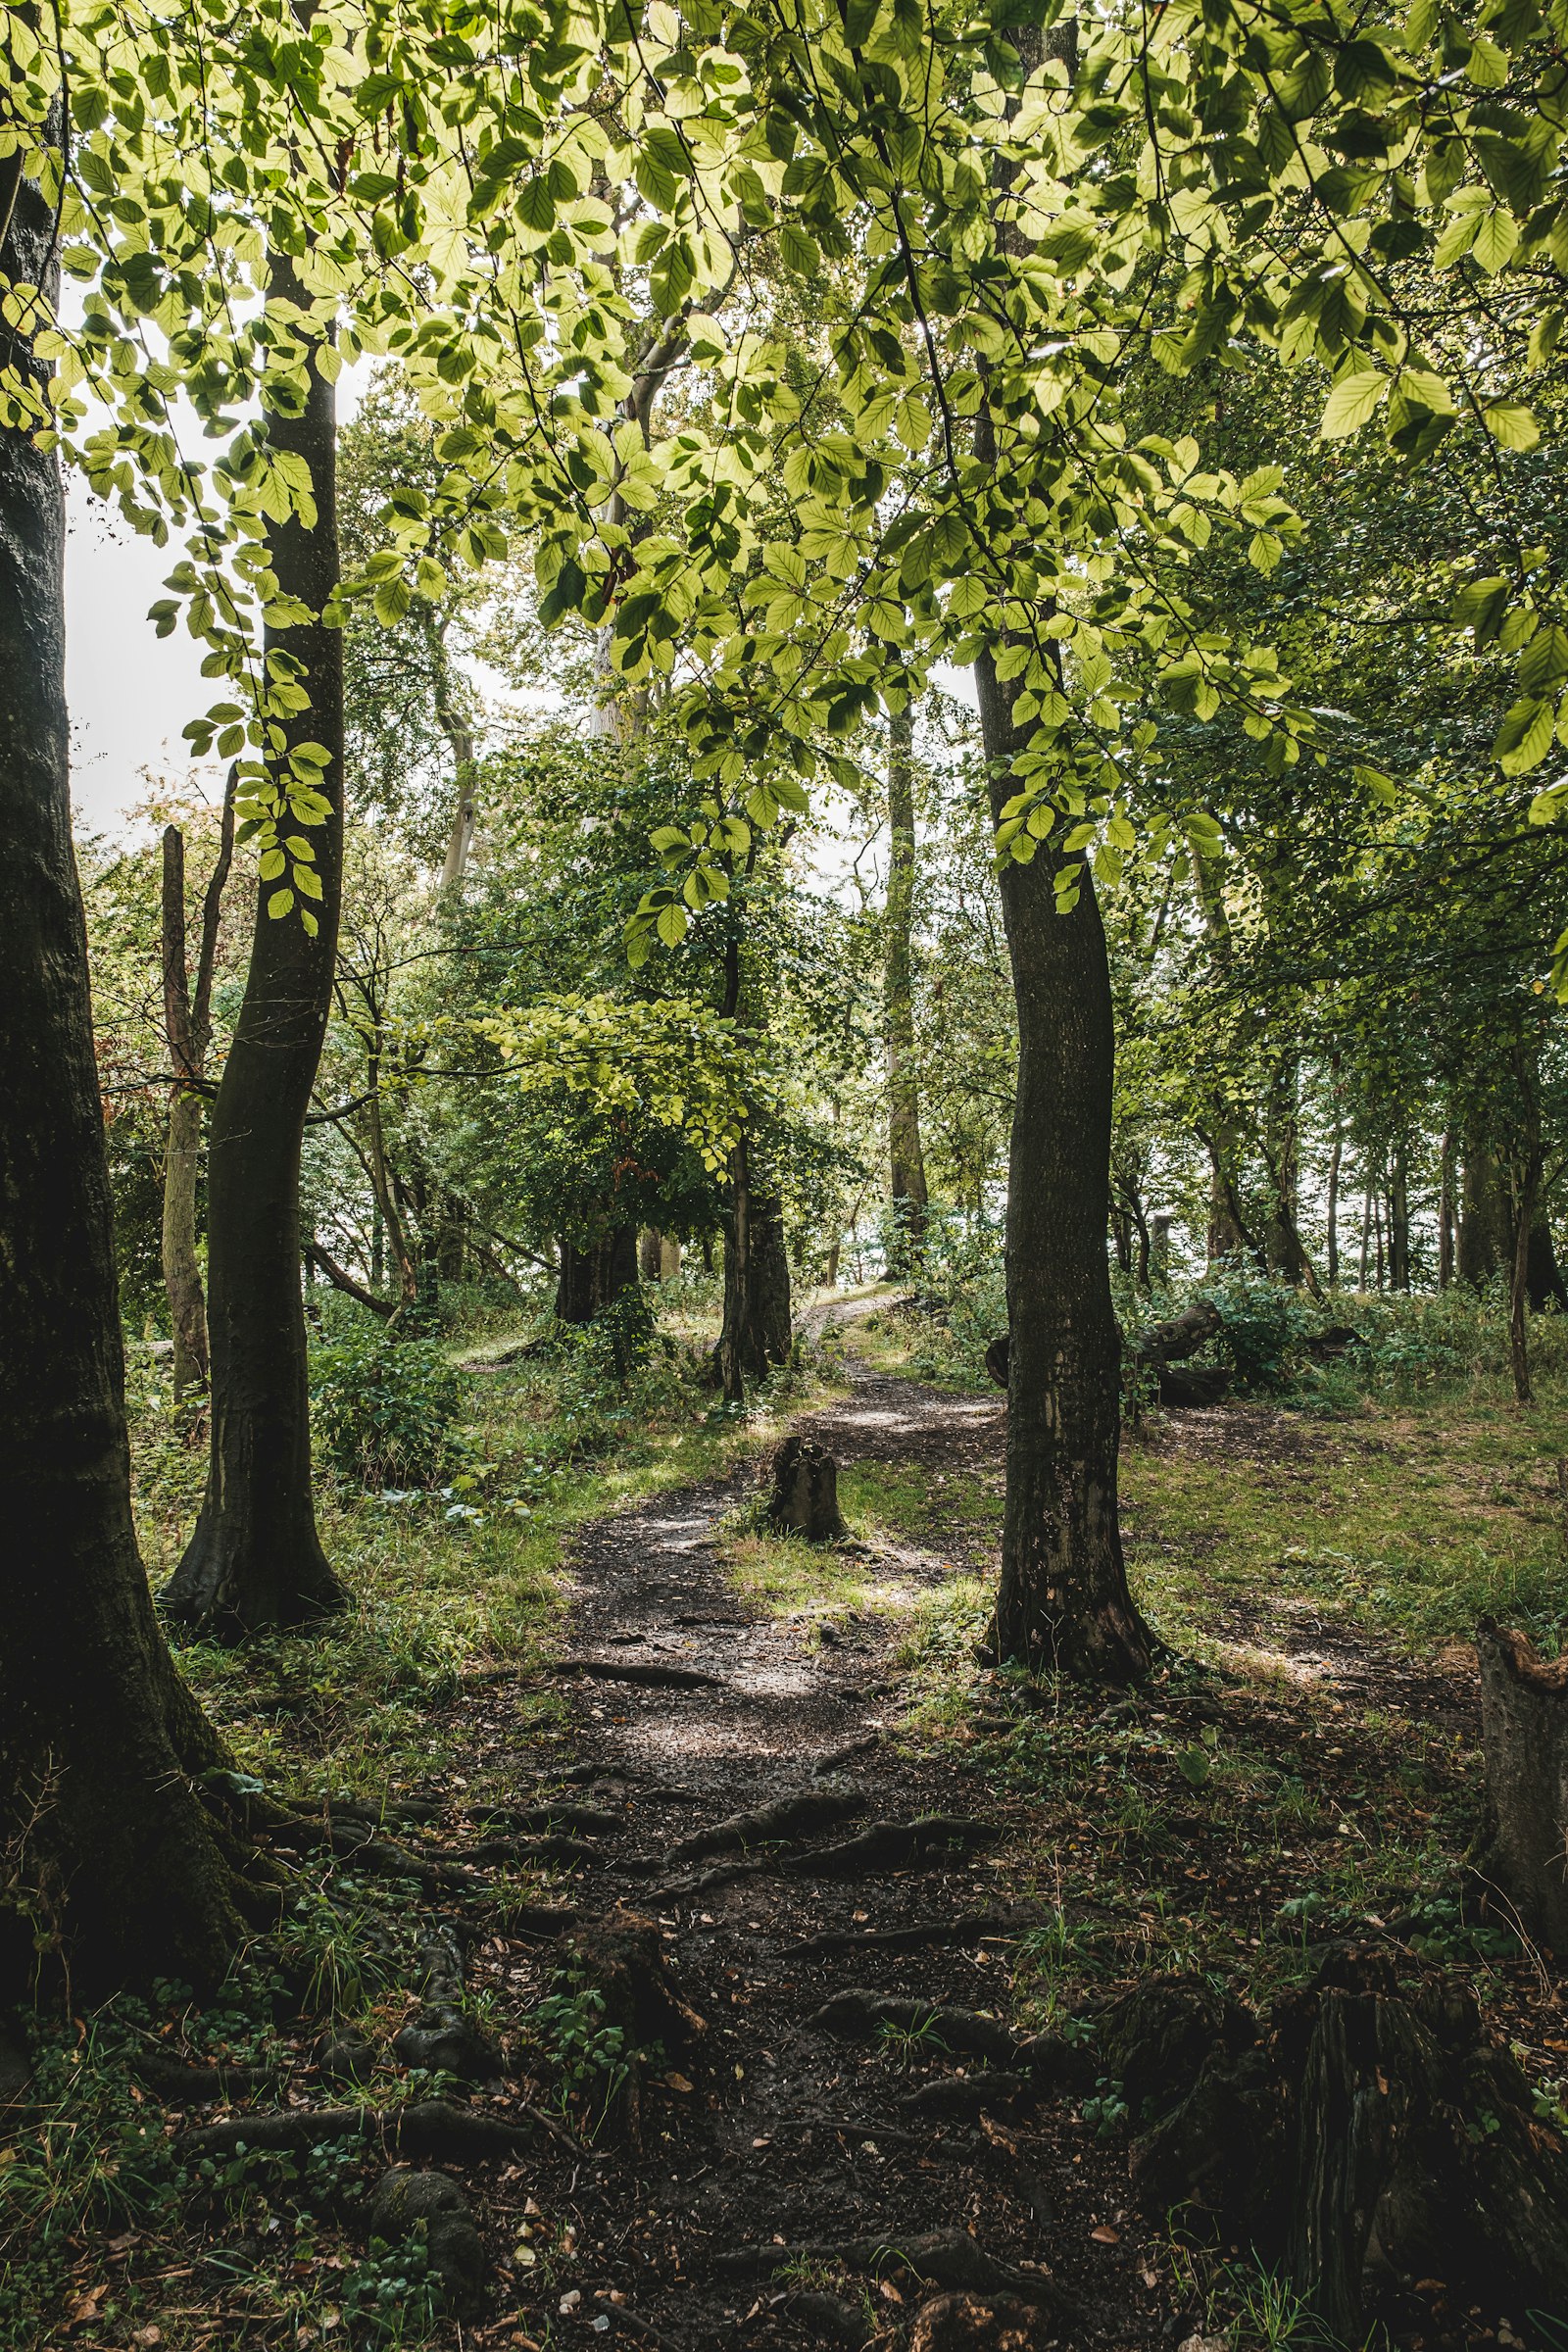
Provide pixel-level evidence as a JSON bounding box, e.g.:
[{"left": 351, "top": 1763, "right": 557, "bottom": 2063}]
[
  {"left": 763, "top": 1437, "right": 847, "bottom": 1543},
  {"left": 556, "top": 1226, "right": 639, "bottom": 1322},
  {"left": 166, "top": 254, "right": 348, "bottom": 1641},
  {"left": 975, "top": 649, "right": 1152, "bottom": 1683},
  {"left": 716, "top": 1134, "right": 793, "bottom": 1401},
  {"left": 1325, "top": 1122, "right": 1343, "bottom": 1291},
  {"left": 0, "top": 132, "right": 265, "bottom": 1995},
  {"left": 1476, "top": 1621, "right": 1568, "bottom": 1949},
  {"left": 1458, "top": 1135, "right": 1507, "bottom": 1286},
  {"left": 159, "top": 788, "right": 234, "bottom": 1394},
  {"left": 884, "top": 704, "right": 929, "bottom": 1270}
]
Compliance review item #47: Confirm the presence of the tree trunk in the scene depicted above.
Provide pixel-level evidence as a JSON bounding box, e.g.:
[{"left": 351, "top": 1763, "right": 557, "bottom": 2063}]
[
  {"left": 1357, "top": 1186, "right": 1372, "bottom": 1291},
  {"left": 556, "top": 1226, "right": 639, "bottom": 1323},
  {"left": 1509, "top": 1151, "right": 1541, "bottom": 1406},
  {"left": 165, "top": 253, "right": 348, "bottom": 1641},
  {"left": 975, "top": 648, "right": 1152, "bottom": 1684},
  {"left": 639, "top": 1227, "right": 663, "bottom": 1283},
  {"left": 1388, "top": 1147, "right": 1410, "bottom": 1293},
  {"left": 0, "top": 124, "right": 268, "bottom": 1996},
  {"left": 1476, "top": 1622, "right": 1568, "bottom": 1948},
  {"left": 660, "top": 1233, "right": 682, "bottom": 1281},
  {"left": 716, "top": 1134, "right": 792, "bottom": 1400},
  {"left": 1526, "top": 1217, "right": 1568, "bottom": 1314},
  {"left": 1458, "top": 1135, "right": 1507, "bottom": 1286},
  {"left": 1325, "top": 1121, "right": 1343, "bottom": 1291},
  {"left": 884, "top": 704, "right": 929, "bottom": 1272},
  {"left": 159, "top": 789, "right": 234, "bottom": 1394},
  {"left": 1438, "top": 1126, "right": 1456, "bottom": 1290},
  {"left": 437, "top": 713, "right": 477, "bottom": 892}
]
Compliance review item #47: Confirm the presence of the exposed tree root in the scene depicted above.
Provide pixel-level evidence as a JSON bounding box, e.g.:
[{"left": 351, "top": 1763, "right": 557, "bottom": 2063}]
[
  {"left": 711, "top": 2227, "right": 1076, "bottom": 2318},
  {"left": 784, "top": 1814, "right": 1000, "bottom": 1876},
  {"left": 809, "top": 1988, "right": 1083, "bottom": 2086},
  {"left": 665, "top": 1784, "right": 865, "bottom": 1865},
  {"left": 178, "top": 2094, "right": 562, "bottom": 2164}
]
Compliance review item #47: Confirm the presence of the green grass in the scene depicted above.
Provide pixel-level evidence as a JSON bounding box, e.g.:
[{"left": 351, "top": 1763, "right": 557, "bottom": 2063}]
[
  {"left": 126, "top": 1327, "right": 844, "bottom": 1804},
  {"left": 1121, "top": 1394, "right": 1568, "bottom": 1662}
]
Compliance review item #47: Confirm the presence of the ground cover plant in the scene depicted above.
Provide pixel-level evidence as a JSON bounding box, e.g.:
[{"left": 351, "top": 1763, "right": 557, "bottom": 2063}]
[{"left": 12, "top": 0, "right": 1568, "bottom": 2345}]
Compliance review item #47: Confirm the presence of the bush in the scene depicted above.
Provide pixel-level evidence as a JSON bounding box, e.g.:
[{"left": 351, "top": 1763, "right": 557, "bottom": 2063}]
[
  {"left": 310, "top": 1326, "right": 464, "bottom": 1488},
  {"left": 1200, "top": 1268, "right": 1317, "bottom": 1393}
]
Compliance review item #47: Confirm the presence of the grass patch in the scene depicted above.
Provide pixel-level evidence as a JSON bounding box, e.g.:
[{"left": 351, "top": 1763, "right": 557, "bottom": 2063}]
[{"left": 126, "top": 1322, "right": 844, "bottom": 1806}]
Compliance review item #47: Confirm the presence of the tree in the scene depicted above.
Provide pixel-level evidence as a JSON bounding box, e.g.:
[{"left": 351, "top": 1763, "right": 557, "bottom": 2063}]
[
  {"left": 884, "top": 705, "right": 929, "bottom": 1271},
  {"left": 164, "top": 257, "right": 349, "bottom": 1641},
  {"left": 159, "top": 776, "right": 235, "bottom": 1393},
  {"left": 0, "top": 80, "right": 269, "bottom": 2000}
]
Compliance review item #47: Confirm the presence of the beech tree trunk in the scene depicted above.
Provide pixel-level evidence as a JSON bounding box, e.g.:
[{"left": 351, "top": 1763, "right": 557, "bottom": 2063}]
[
  {"left": 1476, "top": 1622, "right": 1568, "bottom": 1949},
  {"left": 1325, "top": 1122, "right": 1343, "bottom": 1290},
  {"left": 1438, "top": 1125, "right": 1455, "bottom": 1290},
  {"left": 0, "top": 127, "right": 267, "bottom": 1996},
  {"left": 166, "top": 253, "right": 348, "bottom": 1641},
  {"left": 975, "top": 648, "right": 1153, "bottom": 1683},
  {"left": 885, "top": 704, "right": 929, "bottom": 1272}
]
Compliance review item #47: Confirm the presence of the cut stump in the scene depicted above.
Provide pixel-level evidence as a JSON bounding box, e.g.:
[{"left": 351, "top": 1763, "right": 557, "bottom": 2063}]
[
  {"left": 763, "top": 1435, "right": 847, "bottom": 1542},
  {"left": 1476, "top": 1618, "right": 1568, "bottom": 1950}
]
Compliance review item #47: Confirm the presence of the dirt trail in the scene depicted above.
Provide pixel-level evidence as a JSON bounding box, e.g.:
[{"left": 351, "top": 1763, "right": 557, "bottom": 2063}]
[{"left": 482, "top": 1338, "right": 1157, "bottom": 2349}]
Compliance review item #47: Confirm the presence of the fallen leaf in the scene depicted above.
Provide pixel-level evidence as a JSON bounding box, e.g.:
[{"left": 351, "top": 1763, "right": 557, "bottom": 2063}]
[
  {"left": 1090, "top": 2224, "right": 1120, "bottom": 2244},
  {"left": 879, "top": 2280, "right": 904, "bottom": 2303},
  {"left": 662, "top": 2073, "right": 693, "bottom": 2093}
]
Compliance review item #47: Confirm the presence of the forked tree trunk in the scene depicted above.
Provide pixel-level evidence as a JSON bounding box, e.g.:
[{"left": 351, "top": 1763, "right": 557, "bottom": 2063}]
[
  {"left": 1476, "top": 1621, "right": 1568, "bottom": 1948},
  {"left": 975, "top": 649, "right": 1153, "bottom": 1684},
  {"left": 166, "top": 253, "right": 348, "bottom": 1641},
  {"left": 0, "top": 127, "right": 269, "bottom": 1996},
  {"left": 884, "top": 704, "right": 929, "bottom": 1272}
]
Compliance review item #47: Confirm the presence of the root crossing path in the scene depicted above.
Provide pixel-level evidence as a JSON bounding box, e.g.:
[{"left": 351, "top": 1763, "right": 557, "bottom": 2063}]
[{"left": 476, "top": 1343, "right": 1162, "bottom": 2351}]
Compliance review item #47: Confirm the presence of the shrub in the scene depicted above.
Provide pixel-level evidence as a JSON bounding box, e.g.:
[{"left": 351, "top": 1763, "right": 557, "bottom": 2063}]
[
  {"left": 1200, "top": 1268, "right": 1316, "bottom": 1393},
  {"left": 310, "top": 1326, "right": 464, "bottom": 1488}
]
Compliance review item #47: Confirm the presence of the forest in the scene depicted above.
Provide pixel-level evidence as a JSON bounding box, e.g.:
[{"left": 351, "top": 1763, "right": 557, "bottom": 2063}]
[{"left": 5, "top": 0, "right": 1568, "bottom": 2344}]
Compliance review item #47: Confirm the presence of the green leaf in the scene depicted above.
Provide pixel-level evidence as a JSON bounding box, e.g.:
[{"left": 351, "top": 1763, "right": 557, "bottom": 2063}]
[
  {"left": 1482, "top": 399, "right": 1540, "bottom": 452},
  {"left": 1495, "top": 695, "right": 1555, "bottom": 774},
  {"left": 1320, "top": 369, "right": 1385, "bottom": 438},
  {"left": 267, "top": 887, "right": 296, "bottom": 920},
  {"left": 1472, "top": 209, "right": 1520, "bottom": 273}
]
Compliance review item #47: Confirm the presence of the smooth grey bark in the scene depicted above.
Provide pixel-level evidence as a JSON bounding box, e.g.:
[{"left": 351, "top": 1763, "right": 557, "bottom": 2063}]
[{"left": 166, "top": 252, "right": 349, "bottom": 1641}]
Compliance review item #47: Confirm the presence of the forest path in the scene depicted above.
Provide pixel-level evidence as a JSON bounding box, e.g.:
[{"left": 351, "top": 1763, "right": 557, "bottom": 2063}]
[{"left": 493, "top": 1328, "right": 1155, "bottom": 2351}]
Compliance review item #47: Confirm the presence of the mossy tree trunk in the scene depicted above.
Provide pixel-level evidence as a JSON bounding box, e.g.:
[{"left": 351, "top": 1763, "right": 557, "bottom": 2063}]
[
  {"left": 165, "top": 251, "right": 348, "bottom": 1642},
  {"left": 0, "top": 122, "right": 270, "bottom": 1997}
]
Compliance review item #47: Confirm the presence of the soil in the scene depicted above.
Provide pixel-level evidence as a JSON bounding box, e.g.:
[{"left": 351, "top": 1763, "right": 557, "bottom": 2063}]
[
  {"left": 81, "top": 1326, "right": 1558, "bottom": 2352},
  {"left": 438, "top": 1344, "right": 1167, "bottom": 2349}
]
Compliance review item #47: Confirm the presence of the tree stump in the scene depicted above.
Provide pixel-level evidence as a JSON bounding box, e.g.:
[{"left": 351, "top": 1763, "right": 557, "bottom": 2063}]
[
  {"left": 1476, "top": 1619, "right": 1568, "bottom": 1949},
  {"left": 1107, "top": 1944, "right": 1568, "bottom": 2335},
  {"left": 763, "top": 1435, "right": 847, "bottom": 1542}
]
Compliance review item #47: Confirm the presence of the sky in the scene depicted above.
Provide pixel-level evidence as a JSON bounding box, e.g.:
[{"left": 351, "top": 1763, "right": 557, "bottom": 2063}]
[{"left": 66, "top": 475, "right": 224, "bottom": 836}]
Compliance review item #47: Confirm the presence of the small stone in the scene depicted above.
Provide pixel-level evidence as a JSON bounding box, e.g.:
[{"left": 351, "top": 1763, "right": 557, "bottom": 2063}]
[{"left": 368, "top": 2167, "right": 485, "bottom": 2314}]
